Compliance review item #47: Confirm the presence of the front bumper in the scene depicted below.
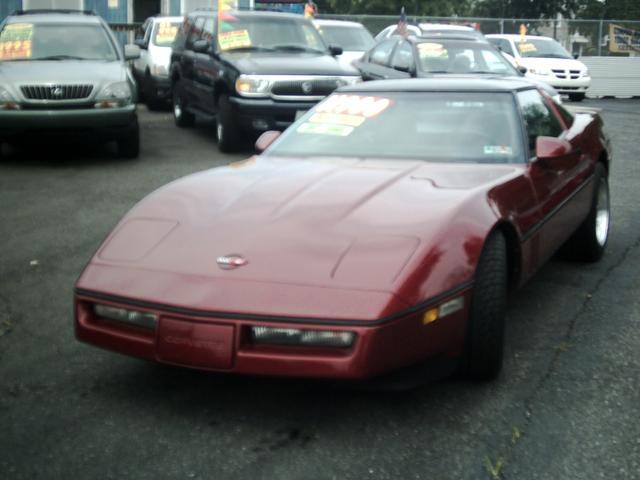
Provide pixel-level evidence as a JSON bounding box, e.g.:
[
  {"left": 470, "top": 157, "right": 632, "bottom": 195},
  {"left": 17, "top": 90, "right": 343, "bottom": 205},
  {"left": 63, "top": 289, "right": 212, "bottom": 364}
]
[
  {"left": 0, "top": 105, "right": 137, "bottom": 140},
  {"left": 74, "top": 288, "right": 471, "bottom": 381},
  {"left": 528, "top": 75, "right": 591, "bottom": 94},
  {"left": 148, "top": 75, "right": 171, "bottom": 99},
  {"left": 228, "top": 96, "right": 319, "bottom": 133}
]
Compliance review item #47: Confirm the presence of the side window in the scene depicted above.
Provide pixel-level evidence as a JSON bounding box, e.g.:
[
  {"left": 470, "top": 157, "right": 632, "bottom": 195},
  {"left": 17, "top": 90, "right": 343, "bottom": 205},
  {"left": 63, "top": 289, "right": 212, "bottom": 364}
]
[
  {"left": 186, "top": 16, "right": 205, "bottom": 49},
  {"left": 517, "top": 89, "right": 564, "bottom": 156},
  {"left": 202, "top": 17, "right": 215, "bottom": 45},
  {"left": 143, "top": 20, "right": 153, "bottom": 43},
  {"left": 391, "top": 41, "right": 414, "bottom": 71},
  {"left": 370, "top": 40, "right": 396, "bottom": 66}
]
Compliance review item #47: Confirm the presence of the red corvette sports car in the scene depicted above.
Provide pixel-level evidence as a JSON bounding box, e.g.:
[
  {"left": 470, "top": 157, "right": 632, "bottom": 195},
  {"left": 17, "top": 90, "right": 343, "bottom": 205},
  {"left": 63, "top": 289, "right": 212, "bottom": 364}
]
[{"left": 75, "top": 79, "right": 611, "bottom": 382}]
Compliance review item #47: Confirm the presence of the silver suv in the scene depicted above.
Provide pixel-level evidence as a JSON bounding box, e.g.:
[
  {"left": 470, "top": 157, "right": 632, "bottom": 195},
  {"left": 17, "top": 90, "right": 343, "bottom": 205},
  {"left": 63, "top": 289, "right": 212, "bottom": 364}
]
[{"left": 0, "top": 10, "right": 141, "bottom": 158}]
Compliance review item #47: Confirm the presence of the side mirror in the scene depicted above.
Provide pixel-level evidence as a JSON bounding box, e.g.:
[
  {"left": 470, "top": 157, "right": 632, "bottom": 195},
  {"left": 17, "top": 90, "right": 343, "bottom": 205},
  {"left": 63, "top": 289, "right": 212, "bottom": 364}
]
[
  {"left": 192, "top": 39, "right": 210, "bottom": 54},
  {"left": 518, "top": 65, "right": 528, "bottom": 75},
  {"left": 535, "top": 136, "right": 572, "bottom": 166},
  {"left": 124, "top": 44, "right": 141, "bottom": 60},
  {"left": 255, "top": 130, "right": 281, "bottom": 154},
  {"left": 329, "top": 44, "right": 343, "bottom": 56},
  {"left": 134, "top": 38, "right": 148, "bottom": 49},
  {"left": 394, "top": 64, "right": 416, "bottom": 77}
]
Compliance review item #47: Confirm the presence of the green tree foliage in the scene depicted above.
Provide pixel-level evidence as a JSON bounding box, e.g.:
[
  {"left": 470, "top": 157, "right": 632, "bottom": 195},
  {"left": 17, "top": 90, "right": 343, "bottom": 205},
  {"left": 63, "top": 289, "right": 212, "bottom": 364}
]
[
  {"left": 576, "top": 0, "right": 640, "bottom": 20},
  {"left": 472, "top": 0, "right": 581, "bottom": 19}
]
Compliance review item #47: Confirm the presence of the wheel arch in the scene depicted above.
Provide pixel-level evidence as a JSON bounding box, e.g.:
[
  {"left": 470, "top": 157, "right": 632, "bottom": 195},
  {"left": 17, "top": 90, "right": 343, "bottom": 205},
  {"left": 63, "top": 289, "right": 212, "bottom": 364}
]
[{"left": 489, "top": 221, "right": 522, "bottom": 293}]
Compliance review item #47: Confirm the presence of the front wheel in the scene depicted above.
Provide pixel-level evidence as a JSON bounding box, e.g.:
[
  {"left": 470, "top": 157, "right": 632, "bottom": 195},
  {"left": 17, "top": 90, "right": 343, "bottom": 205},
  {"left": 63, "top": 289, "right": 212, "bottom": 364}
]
[
  {"left": 568, "top": 92, "right": 586, "bottom": 102},
  {"left": 117, "top": 122, "right": 140, "bottom": 159},
  {"left": 216, "top": 95, "right": 241, "bottom": 153},
  {"left": 172, "top": 82, "right": 195, "bottom": 128},
  {"left": 461, "top": 231, "right": 508, "bottom": 380},
  {"left": 144, "top": 72, "right": 162, "bottom": 111},
  {"left": 562, "top": 163, "right": 610, "bottom": 262}
]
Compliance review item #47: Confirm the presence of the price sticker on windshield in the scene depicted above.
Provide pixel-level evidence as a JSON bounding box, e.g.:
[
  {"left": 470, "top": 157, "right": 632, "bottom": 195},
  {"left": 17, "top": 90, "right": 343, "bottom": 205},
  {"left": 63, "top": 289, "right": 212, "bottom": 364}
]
[
  {"left": 517, "top": 42, "right": 537, "bottom": 54},
  {"left": 156, "top": 22, "right": 178, "bottom": 44},
  {"left": 418, "top": 42, "right": 448, "bottom": 58},
  {"left": 0, "top": 23, "right": 33, "bottom": 60},
  {"left": 218, "top": 29, "right": 251, "bottom": 51}
]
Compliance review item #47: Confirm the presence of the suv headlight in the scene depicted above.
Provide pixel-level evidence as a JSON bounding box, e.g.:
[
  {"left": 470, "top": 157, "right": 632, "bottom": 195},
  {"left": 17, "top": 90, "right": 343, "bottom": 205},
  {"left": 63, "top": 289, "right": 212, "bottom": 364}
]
[
  {"left": 235, "top": 75, "right": 272, "bottom": 97},
  {"left": 95, "top": 81, "right": 132, "bottom": 108},
  {"left": 0, "top": 86, "right": 21, "bottom": 110},
  {"left": 528, "top": 67, "right": 551, "bottom": 76},
  {"left": 151, "top": 64, "right": 169, "bottom": 77},
  {"left": 581, "top": 69, "right": 590, "bottom": 78}
]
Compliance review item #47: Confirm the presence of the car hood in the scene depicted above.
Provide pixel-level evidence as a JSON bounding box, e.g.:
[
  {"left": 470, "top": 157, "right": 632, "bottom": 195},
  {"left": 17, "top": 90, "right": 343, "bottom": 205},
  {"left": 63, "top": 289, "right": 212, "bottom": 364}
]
[
  {"left": 221, "top": 51, "right": 360, "bottom": 76},
  {"left": 518, "top": 57, "right": 587, "bottom": 72},
  {"left": 0, "top": 59, "right": 126, "bottom": 84},
  {"left": 78, "top": 157, "right": 521, "bottom": 319}
]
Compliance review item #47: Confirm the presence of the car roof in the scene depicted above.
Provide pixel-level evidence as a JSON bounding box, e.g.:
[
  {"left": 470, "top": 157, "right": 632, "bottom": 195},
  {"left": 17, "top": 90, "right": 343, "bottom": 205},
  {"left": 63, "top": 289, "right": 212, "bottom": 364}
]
[
  {"left": 190, "top": 9, "right": 307, "bottom": 22},
  {"left": 419, "top": 23, "right": 475, "bottom": 31},
  {"left": 6, "top": 11, "right": 103, "bottom": 25},
  {"left": 408, "top": 35, "right": 489, "bottom": 46},
  {"left": 313, "top": 19, "right": 366, "bottom": 28},
  {"left": 339, "top": 78, "right": 535, "bottom": 94},
  {"left": 149, "top": 16, "right": 184, "bottom": 23},
  {"left": 487, "top": 34, "right": 554, "bottom": 41}
]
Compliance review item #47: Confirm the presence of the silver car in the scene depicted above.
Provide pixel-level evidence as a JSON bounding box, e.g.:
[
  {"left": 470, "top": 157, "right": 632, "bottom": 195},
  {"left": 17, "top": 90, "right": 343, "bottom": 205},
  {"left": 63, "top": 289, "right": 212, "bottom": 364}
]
[
  {"left": 132, "top": 16, "right": 183, "bottom": 110},
  {"left": 0, "top": 10, "right": 141, "bottom": 158}
]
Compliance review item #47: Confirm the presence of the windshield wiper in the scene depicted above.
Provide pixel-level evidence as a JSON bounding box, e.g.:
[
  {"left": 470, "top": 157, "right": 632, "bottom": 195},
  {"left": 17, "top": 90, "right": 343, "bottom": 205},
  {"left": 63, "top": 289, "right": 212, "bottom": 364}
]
[
  {"left": 225, "top": 46, "right": 275, "bottom": 52},
  {"left": 32, "top": 55, "right": 87, "bottom": 61},
  {"left": 271, "top": 44, "right": 325, "bottom": 53}
]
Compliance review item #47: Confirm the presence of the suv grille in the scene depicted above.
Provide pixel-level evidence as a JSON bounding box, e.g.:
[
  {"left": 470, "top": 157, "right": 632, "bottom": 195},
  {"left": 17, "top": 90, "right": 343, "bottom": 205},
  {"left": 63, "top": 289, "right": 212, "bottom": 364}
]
[
  {"left": 271, "top": 79, "right": 342, "bottom": 99},
  {"left": 21, "top": 84, "right": 93, "bottom": 100}
]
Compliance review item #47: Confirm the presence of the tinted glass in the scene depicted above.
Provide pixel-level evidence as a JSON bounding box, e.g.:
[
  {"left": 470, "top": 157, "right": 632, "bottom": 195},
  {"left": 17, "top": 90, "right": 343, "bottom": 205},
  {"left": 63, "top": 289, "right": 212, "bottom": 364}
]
[
  {"left": 516, "top": 38, "right": 572, "bottom": 59},
  {"left": 187, "top": 16, "right": 205, "bottom": 48},
  {"left": 517, "top": 89, "right": 564, "bottom": 154},
  {"left": 267, "top": 92, "right": 523, "bottom": 164},
  {"left": 416, "top": 40, "right": 518, "bottom": 75},
  {"left": 391, "top": 41, "right": 414, "bottom": 70},
  {"left": 152, "top": 21, "right": 181, "bottom": 46},
  {"left": 0, "top": 23, "right": 117, "bottom": 61},
  {"left": 316, "top": 24, "right": 374, "bottom": 51},
  {"left": 369, "top": 39, "right": 396, "bottom": 66},
  {"left": 217, "top": 15, "right": 325, "bottom": 52},
  {"left": 489, "top": 38, "right": 515, "bottom": 56}
]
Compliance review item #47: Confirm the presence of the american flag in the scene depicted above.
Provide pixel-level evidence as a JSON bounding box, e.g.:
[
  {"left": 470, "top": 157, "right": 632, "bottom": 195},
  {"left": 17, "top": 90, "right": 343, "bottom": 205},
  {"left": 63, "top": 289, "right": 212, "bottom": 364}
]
[{"left": 397, "top": 6, "right": 408, "bottom": 37}]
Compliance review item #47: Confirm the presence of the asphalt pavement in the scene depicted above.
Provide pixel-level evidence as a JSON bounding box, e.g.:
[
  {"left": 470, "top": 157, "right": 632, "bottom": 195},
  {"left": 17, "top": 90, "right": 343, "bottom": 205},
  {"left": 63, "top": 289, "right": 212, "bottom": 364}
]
[{"left": 0, "top": 100, "right": 639, "bottom": 480}]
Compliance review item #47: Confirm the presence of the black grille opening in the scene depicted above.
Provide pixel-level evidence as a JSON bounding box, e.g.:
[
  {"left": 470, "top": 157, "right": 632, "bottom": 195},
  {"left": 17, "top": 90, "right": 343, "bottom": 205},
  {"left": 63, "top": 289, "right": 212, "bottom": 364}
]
[{"left": 21, "top": 84, "right": 93, "bottom": 100}]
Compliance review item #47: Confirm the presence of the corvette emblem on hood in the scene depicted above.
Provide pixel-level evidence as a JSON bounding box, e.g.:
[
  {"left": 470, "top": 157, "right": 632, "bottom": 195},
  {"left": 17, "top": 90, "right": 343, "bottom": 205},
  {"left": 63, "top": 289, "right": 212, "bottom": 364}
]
[{"left": 216, "top": 254, "right": 248, "bottom": 270}]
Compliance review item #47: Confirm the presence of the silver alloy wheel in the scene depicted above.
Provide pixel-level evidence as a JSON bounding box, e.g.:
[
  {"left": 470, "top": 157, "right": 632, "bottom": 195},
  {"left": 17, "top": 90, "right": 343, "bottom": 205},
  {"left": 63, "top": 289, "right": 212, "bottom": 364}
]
[{"left": 595, "top": 177, "right": 610, "bottom": 247}]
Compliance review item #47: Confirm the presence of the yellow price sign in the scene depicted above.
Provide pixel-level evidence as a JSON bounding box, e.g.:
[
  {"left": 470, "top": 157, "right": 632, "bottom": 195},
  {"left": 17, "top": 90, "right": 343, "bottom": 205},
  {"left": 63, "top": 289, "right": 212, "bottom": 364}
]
[{"left": 219, "top": 29, "right": 251, "bottom": 51}]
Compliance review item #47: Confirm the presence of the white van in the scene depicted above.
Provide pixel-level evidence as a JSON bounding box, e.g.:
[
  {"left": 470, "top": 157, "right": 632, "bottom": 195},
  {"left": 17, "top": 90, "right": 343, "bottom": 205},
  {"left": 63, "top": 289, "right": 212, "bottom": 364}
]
[{"left": 486, "top": 34, "right": 590, "bottom": 101}]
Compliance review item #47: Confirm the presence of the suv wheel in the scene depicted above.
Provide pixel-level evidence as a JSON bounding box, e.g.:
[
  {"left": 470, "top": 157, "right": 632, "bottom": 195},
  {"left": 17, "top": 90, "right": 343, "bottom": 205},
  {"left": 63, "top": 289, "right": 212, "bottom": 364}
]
[
  {"left": 173, "top": 82, "right": 195, "bottom": 127},
  {"left": 568, "top": 92, "right": 586, "bottom": 102},
  {"left": 216, "top": 95, "right": 240, "bottom": 153},
  {"left": 117, "top": 120, "right": 140, "bottom": 159}
]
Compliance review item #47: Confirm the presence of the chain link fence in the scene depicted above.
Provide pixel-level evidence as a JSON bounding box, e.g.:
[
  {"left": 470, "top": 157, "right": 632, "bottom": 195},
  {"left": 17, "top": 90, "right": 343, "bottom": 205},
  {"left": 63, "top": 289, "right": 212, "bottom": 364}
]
[{"left": 318, "top": 14, "right": 640, "bottom": 57}]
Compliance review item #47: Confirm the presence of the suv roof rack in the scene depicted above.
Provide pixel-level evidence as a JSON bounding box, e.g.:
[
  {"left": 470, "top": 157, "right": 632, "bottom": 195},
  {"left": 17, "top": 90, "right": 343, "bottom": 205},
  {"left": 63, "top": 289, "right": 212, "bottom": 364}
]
[{"left": 12, "top": 9, "right": 96, "bottom": 16}]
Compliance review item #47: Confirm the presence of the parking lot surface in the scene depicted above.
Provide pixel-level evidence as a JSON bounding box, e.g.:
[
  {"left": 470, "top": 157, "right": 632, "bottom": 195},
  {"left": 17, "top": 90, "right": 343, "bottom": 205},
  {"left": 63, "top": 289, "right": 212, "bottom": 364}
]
[{"left": 1, "top": 100, "right": 639, "bottom": 480}]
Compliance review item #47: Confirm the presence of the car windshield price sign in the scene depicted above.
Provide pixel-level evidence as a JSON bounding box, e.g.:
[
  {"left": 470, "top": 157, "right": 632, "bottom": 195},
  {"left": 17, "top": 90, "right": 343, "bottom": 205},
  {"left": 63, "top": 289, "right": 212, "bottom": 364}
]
[{"left": 0, "top": 23, "right": 33, "bottom": 60}]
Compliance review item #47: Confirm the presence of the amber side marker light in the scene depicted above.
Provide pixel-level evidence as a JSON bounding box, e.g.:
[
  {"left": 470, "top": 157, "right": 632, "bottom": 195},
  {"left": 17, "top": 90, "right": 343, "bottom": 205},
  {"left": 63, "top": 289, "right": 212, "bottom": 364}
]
[
  {"left": 422, "top": 297, "right": 465, "bottom": 325},
  {"left": 94, "top": 304, "right": 158, "bottom": 330}
]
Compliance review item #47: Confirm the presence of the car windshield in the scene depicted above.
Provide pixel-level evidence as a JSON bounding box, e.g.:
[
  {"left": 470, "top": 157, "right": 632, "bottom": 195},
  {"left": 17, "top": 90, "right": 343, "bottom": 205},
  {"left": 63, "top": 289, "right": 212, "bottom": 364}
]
[
  {"left": 316, "top": 24, "right": 375, "bottom": 51},
  {"left": 0, "top": 22, "right": 117, "bottom": 61},
  {"left": 217, "top": 14, "right": 326, "bottom": 53},
  {"left": 516, "top": 38, "right": 572, "bottom": 59},
  {"left": 152, "top": 21, "right": 181, "bottom": 47},
  {"left": 267, "top": 92, "right": 524, "bottom": 164},
  {"left": 416, "top": 41, "right": 518, "bottom": 75}
]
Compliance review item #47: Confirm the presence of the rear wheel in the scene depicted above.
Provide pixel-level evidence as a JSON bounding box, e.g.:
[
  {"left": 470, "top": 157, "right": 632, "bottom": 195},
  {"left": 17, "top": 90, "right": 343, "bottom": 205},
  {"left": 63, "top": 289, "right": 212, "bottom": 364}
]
[
  {"left": 462, "top": 231, "right": 508, "bottom": 380},
  {"left": 216, "top": 95, "right": 241, "bottom": 153},
  {"left": 569, "top": 92, "right": 586, "bottom": 102},
  {"left": 562, "top": 163, "right": 610, "bottom": 262},
  {"left": 172, "top": 81, "right": 195, "bottom": 127}
]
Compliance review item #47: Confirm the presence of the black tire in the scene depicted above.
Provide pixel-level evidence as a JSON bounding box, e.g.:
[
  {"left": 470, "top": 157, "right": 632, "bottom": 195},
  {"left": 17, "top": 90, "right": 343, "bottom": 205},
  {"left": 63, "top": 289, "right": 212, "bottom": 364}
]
[
  {"left": 216, "top": 95, "right": 241, "bottom": 153},
  {"left": 569, "top": 92, "right": 586, "bottom": 102},
  {"left": 562, "top": 163, "right": 610, "bottom": 262},
  {"left": 172, "top": 80, "right": 195, "bottom": 128},
  {"left": 117, "top": 121, "right": 140, "bottom": 159},
  {"left": 144, "top": 71, "right": 162, "bottom": 111},
  {"left": 462, "top": 231, "right": 508, "bottom": 380}
]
